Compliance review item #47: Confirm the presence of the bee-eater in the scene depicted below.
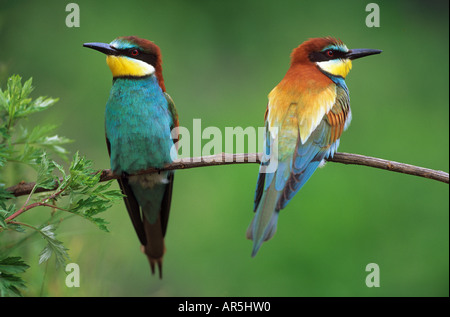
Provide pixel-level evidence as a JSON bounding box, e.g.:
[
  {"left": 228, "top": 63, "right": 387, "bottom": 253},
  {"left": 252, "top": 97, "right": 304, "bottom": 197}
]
[
  {"left": 83, "top": 36, "right": 178, "bottom": 277},
  {"left": 247, "top": 37, "right": 381, "bottom": 256}
]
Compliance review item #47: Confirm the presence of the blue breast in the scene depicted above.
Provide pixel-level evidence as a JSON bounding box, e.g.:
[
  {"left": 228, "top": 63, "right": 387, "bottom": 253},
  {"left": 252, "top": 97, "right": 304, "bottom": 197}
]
[{"left": 105, "top": 75, "right": 174, "bottom": 174}]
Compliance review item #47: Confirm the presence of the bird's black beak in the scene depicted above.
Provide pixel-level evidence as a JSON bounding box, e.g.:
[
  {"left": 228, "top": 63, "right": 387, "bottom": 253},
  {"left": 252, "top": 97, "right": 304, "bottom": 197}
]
[
  {"left": 346, "top": 48, "right": 382, "bottom": 60},
  {"left": 83, "top": 42, "right": 119, "bottom": 56}
]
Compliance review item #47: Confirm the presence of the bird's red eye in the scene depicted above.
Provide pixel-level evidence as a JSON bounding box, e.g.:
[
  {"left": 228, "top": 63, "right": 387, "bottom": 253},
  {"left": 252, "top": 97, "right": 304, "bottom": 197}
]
[
  {"left": 326, "top": 50, "right": 334, "bottom": 57},
  {"left": 130, "top": 49, "right": 139, "bottom": 56}
]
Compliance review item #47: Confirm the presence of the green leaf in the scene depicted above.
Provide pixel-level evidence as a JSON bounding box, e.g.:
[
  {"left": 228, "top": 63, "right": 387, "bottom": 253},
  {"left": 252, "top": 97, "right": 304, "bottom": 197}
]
[
  {"left": 0, "top": 74, "right": 58, "bottom": 133},
  {"left": 14, "top": 124, "right": 58, "bottom": 145},
  {"left": 10, "top": 144, "right": 43, "bottom": 165},
  {"left": 67, "top": 195, "right": 111, "bottom": 232},
  {"left": 0, "top": 256, "right": 29, "bottom": 297},
  {"left": 26, "top": 96, "right": 59, "bottom": 116},
  {"left": 65, "top": 177, "right": 123, "bottom": 232},
  {"left": 11, "top": 124, "right": 72, "bottom": 162},
  {"left": 0, "top": 256, "right": 29, "bottom": 274},
  {"left": 0, "top": 88, "right": 8, "bottom": 111},
  {"left": 20, "top": 78, "right": 33, "bottom": 100},
  {"left": 0, "top": 203, "right": 15, "bottom": 228},
  {"left": 52, "top": 159, "right": 66, "bottom": 179},
  {"left": 34, "top": 153, "right": 58, "bottom": 190},
  {"left": 38, "top": 225, "right": 69, "bottom": 268},
  {"left": 0, "top": 186, "right": 14, "bottom": 204}
]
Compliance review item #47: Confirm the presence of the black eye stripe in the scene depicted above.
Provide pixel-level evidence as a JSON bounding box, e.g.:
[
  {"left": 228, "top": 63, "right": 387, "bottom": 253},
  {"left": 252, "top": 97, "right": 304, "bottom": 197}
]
[
  {"left": 309, "top": 50, "right": 347, "bottom": 62},
  {"left": 115, "top": 48, "right": 141, "bottom": 55},
  {"left": 115, "top": 48, "right": 158, "bottom": 68}
]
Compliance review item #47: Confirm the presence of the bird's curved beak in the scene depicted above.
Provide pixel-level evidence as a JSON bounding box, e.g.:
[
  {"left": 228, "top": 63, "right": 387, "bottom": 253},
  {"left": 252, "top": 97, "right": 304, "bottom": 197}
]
[
  {"left": 83, "top": 42, "right": 119, "bottom": 56},
  {"left": 346, "top": 48, "right": 382, "bottom": 60}
]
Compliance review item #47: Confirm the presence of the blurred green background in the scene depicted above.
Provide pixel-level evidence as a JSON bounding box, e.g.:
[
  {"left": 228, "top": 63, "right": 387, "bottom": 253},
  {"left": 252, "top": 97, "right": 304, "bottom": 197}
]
[{"left": 0, "top": 0, "right": 448, "bottom": 296}]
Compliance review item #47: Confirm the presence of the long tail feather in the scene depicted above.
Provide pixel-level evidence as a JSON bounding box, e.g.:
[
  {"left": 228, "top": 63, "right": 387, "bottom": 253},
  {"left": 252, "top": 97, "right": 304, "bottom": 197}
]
[
  {"left": 141, "top": 213, "right": 165, "bottom": 279},
  {"left": 246, "top": 181, "right": 280, "bottom": 257},
  {"left": 129, "top": 173, "right": 172, "bottom": 278}
]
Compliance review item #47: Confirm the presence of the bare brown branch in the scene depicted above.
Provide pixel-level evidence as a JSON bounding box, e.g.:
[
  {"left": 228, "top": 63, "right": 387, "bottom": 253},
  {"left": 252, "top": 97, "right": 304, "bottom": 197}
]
[{"left": 5, "top": 152, "right": 448, "bottom": 198}]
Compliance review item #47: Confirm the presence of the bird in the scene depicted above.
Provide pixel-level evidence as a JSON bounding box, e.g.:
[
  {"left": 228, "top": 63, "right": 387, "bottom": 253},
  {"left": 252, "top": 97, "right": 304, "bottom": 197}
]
[
  {"left": 83, "top": 36, "right": 178, "bottom": 278},
  {"left": 247, "top": 37, "right": 381, "bottom": 256}
]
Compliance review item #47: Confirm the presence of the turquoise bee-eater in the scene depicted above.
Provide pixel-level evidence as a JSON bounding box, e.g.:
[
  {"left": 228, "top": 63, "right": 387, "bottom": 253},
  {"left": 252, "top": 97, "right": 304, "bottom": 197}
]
[
  {"left": 83, "top": 36, "right": 178, "bottom": 277},
  {"left": 247, "top": 37, "right": 381, "bottom": 256}
]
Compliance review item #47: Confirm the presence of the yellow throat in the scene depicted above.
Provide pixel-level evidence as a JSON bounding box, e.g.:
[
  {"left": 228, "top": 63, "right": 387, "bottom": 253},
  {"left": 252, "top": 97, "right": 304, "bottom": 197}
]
[
  {"left": 106, "top": 55, "right": 155, "bottom": 77},
  {"left": 316, "top": 58, "right": 352, "bottom": 78}
]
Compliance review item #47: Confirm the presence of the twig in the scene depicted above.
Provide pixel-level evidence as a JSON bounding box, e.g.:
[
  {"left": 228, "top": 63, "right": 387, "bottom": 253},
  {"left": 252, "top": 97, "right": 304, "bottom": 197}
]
[
  {"left": 5, "top": 181, "right": 72, "bottom": 221},
  {"left": 4, "top": 152, "right": 448, "bottom": 199},
  {"left": 5, "top": 201, "right": 46, "bottom": 222}
]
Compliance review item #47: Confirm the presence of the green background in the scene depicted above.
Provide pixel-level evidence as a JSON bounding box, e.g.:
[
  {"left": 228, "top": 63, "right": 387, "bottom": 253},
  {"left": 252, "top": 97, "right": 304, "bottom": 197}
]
[{"left": 0, "top": 0, "right": 448, "bottom": 296}]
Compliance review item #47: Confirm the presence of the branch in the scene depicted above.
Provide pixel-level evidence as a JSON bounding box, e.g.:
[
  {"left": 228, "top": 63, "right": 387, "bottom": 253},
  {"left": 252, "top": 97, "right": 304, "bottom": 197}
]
[{"left": 5, "top": 152, "right": 448, "bottom": 198}]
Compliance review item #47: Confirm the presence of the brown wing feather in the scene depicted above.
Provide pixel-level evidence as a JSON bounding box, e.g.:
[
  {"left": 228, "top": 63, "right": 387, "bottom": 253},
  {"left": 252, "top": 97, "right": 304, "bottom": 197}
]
[
  {"left": 325, "top": 87, "right": 350, "bottom": 143},
  {"left": 117, "top": 177, "right": 147, "bottom": 245},
  {"left": 254, "top": 172, "right": 266, "bottom": 212}
]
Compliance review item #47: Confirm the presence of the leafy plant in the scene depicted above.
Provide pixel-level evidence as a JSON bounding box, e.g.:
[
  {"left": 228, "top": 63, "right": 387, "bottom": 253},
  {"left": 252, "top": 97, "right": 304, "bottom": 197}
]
[
  {"left": 0, "top": 75, "right": 122, "bottom": 296},
  {"left": 0, "top": 257, "right": 30, "bottom": 297}
]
